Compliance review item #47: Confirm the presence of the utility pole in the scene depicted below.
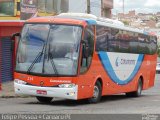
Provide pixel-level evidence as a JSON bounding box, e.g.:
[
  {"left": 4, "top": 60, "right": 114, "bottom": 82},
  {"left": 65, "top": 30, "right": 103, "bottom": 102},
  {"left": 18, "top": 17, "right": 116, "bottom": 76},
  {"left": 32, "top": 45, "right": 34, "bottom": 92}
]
[
  {"left": 123, "top": 0, "right": 124, "bottom": 17},
  {"left": 101, "top": 0, "right": 103, "bottom": 17},
  {"left": 87, "top": 0, "right": 90, "bottom": 14}
]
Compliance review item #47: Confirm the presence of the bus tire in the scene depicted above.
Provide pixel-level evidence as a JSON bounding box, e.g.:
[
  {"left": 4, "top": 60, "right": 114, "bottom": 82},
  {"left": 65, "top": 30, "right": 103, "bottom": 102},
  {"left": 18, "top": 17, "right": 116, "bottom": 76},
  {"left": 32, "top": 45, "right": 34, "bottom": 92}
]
[
  {"left": 88, "top": 81, "right": 102, "bottom": 103},
  {"left": 126, "top": 78, "right": 143, "bottom": 97},
  {"left": 36, "top": 96, "right": 53, "bottom": 103}
]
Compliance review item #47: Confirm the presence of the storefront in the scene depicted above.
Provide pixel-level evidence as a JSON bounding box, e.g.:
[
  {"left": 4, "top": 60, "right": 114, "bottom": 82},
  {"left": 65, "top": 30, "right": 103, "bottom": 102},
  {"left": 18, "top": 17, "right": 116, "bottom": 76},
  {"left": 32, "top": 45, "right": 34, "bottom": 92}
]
[
  {"left": 20, "top": 0, "right": 113, "bottom": 20},
  {"left": 0, "top": 0, "right": 20, "bottom": 20},
  {"left": 0, "top": 21, "right": 23, "bottom": 89}
]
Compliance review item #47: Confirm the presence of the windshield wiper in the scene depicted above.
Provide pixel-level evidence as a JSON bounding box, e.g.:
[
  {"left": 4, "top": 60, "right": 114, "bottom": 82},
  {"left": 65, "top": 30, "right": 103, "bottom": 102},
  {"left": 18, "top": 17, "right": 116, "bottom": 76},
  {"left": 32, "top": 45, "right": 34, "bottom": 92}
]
[
  {"left": 27, "top": 51, "right": 43, "bottom": 73},
  {"left": 48, "top": 52, "right": 59, "bottom": 76}
]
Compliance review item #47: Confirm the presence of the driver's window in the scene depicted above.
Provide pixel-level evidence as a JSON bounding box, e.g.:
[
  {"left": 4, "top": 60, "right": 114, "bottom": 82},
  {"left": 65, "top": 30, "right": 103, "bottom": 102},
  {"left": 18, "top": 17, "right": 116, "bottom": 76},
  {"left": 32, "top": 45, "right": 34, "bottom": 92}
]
[{"left": 80, "top": 26, "right": 94, "bottom": 74}]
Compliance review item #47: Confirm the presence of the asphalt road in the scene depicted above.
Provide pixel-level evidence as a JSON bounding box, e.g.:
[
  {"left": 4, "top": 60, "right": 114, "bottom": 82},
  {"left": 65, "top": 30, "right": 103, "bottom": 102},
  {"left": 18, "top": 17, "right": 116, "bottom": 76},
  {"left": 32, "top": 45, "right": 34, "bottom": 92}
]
[{"left": 0, "top": 74, "right": 160, "bottom": 115}]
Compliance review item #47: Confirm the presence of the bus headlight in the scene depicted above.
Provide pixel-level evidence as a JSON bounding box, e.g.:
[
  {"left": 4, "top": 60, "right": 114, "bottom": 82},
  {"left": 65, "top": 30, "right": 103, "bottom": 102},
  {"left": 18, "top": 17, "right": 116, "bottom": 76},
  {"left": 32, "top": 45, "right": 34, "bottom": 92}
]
[
  {"left": 58, "top": 84, "right": 76, "bottom": 88},
  {"left": 14, "top": 79, "right": 27, "bottom": 85}
]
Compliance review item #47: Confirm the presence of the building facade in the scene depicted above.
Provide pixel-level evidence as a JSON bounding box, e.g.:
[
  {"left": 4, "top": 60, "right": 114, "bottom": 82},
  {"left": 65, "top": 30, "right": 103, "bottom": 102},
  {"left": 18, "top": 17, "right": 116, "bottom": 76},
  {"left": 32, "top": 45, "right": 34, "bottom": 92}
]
[
  {"left": 102, "top": 0, "right": 113, "bottom": 18},
  {"left": 0, "top": 0, "right": 20, "bottom": 20},
  {"left": 20, "top": 0, "right": 113, "bottom": 20}
]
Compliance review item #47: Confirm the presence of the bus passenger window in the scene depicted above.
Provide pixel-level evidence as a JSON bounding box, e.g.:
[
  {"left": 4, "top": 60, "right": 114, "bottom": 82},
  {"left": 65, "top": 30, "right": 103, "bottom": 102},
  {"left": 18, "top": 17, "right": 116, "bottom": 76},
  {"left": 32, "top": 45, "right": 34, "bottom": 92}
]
[
  {"left": 80, "top": 26, "right": 94, "bottom": 74},
  {"left": 138, "top": 34, "right": 150, "bottom": 54},
  {"left": 108, "top": 28, "right": 119, "bottom": 52},
  {"left": 149, "top": 36, "right": 157, "bottom": 54},
  {"left": 129, "top": 33, "right": 138, "bottom": 54},
  {"left": 118, "top": 30, "right": 130, "bottom": 53},
  {"left": 96, "top": 26, "right": 109, "bottom": 51}
]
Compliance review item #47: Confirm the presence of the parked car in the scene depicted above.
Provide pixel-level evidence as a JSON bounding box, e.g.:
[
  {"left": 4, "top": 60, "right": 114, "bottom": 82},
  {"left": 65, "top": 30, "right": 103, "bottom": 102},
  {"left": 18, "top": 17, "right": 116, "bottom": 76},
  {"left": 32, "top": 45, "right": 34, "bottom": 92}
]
[{"left": 156, "top": 62, "right": 160, "bottom": 74}]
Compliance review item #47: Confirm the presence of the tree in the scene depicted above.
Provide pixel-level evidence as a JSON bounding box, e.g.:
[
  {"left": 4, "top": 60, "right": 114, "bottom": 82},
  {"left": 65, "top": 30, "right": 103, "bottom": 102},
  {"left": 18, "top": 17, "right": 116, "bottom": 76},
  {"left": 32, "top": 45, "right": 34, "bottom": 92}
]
[
  {"left": 150, "top": 16, "right": 158, "bottom": 22},
  {"left": 122, "top": 20, "right": 129, "bottom": 25}
]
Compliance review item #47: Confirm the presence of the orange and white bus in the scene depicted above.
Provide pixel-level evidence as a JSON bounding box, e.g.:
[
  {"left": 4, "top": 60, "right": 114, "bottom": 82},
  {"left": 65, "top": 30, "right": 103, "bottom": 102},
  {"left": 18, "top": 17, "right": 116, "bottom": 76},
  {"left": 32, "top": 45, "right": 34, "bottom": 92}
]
[{"left": 13, "top": 13, "right": 157, "bottom": 103}]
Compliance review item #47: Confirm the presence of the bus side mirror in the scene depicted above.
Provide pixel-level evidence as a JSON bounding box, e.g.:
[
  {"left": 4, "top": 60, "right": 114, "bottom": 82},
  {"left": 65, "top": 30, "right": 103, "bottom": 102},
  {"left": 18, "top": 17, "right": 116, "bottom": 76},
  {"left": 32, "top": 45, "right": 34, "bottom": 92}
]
[
  {"left": 11, "top": 33, "right": 21, "bottom": 40},
  {"left": 82, "top": 40, "right": 89, "bottom": 58}
]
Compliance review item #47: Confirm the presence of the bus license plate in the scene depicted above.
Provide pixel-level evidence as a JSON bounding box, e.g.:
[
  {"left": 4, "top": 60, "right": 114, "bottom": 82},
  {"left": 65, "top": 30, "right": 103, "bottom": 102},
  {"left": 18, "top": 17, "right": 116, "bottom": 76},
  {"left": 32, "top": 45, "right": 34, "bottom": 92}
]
[{"left": 36, "top": 90, "right": 47, "bottom": 95}]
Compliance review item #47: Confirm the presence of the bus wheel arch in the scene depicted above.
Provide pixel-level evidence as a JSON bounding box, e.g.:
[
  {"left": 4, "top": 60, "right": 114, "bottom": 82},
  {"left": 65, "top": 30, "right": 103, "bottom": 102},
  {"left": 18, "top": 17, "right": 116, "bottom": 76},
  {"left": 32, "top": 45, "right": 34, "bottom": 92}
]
[
  {"left": 88, "top": 78, "right": 103, "bottom": 103},
  {"left": 97, "top": 78, "right": 103, "bottom": 88},
  {"left": 139, "top": 76, "right": 144, "bottom": 90},
  {"left": 94, "top": 78, "right": 103, "bottom": 95},
  {"left": 126, "top": 77, "right": 143, "bottom": 97}
]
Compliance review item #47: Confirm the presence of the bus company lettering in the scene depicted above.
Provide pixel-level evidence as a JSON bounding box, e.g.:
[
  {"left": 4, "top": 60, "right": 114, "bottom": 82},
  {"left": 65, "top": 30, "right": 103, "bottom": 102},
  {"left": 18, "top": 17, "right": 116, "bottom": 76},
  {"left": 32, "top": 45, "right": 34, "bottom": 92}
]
[
  {"left": 50, "top": 80, "right": 71, "bottom": 83},
  {"left": 116, "top": 57, "right": 136, "bottom": 67}
]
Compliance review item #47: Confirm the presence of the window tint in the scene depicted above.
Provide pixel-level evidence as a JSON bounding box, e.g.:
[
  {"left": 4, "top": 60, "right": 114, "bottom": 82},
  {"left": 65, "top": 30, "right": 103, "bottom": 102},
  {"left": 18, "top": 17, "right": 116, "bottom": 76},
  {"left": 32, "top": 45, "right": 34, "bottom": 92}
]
[
  {"left": 119, "top": 30, "right": 130, "bottom": 53},
  {"left": 96, "top": 26, "right": 120, "bottom": 52},
  {"left": 80, "top": 26, "right": 94, "bottom": 74},
  {"left": 138, "top": 34, "right": 148, "bottom": 54},
  {"left": 95, "top": 25, "right": 157, "bottom": 55},
  {"left": 96, "top": 26, "right": 108, "bottom": 51},
  {"left": 149, "top": 36, "right": 157, "bottom": 54},
  {"left": 108, "top": 28, "right": 119, "bottom": 52},
  {"left": 129, "top": 33, "right": 139, "bottom": 53}
]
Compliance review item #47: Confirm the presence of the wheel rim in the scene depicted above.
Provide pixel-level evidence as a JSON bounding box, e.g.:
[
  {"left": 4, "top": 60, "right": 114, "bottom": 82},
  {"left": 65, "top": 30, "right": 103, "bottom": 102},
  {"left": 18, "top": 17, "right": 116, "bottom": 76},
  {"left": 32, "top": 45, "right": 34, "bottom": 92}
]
[{"left": 93, "top": 86, "right": 99, "bottom": 99}]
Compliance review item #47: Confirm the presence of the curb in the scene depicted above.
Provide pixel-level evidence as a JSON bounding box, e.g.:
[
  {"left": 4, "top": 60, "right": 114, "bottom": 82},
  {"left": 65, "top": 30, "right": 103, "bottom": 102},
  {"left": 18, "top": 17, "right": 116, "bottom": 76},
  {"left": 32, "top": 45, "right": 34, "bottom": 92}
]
[
  {"left": 0, "top": 95, "right": 32, "bottom": 98},
  {"left": 0, "top": 95, "right": 19, "bottom": 98}
]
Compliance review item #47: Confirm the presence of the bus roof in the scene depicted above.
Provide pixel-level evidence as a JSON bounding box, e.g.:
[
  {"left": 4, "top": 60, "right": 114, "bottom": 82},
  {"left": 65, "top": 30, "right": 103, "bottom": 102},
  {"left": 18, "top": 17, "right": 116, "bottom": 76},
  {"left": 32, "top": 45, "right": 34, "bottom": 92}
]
[
  {"left": 27, "top": 13, "right": 153, "bottom": 36},
  {"left": 26, "top": 15, "right": 96, "bottom": 26}
]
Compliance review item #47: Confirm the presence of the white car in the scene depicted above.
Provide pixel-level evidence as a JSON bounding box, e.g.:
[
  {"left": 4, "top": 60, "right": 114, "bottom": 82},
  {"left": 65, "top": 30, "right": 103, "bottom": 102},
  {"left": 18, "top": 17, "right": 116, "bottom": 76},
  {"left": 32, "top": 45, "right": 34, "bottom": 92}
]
[{"left": 156, "top": 62, "right": 160, "bottom": 73}]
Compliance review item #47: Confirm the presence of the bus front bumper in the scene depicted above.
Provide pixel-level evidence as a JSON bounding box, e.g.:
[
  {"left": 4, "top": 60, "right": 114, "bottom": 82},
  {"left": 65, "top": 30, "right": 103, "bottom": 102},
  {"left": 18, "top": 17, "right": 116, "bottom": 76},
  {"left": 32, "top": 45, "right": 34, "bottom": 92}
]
[{"left": 14, "top": 82, "right": 78, "bottom": 100}]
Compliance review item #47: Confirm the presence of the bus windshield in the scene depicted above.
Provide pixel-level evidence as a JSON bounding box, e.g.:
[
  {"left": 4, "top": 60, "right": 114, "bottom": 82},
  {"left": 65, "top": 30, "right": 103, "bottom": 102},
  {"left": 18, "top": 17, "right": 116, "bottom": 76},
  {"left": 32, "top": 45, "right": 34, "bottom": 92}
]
[{"left": 16, "top": 24, "right": 82, "bottom": 76}]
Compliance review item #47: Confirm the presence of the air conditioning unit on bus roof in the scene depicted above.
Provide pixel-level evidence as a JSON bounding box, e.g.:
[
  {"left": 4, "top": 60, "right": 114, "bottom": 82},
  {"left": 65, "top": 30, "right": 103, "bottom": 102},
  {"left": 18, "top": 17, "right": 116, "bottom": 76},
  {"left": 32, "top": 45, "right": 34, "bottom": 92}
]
[
  {"left": 58, "top": 13, "right": 97, "bottom": 19},
  {"left": 58, "top": 13, "right": 124, "bottom": 26},
  {"left": 97, "top": 17, "right": 124, "bottom": 26}
]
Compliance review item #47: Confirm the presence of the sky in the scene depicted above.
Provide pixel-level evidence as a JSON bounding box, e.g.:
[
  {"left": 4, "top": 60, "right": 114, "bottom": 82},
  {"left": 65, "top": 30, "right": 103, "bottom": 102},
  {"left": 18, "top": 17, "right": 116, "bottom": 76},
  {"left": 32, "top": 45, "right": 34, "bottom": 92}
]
[{"left": 112, "top": 0, "right": 160, "bottom": 14}]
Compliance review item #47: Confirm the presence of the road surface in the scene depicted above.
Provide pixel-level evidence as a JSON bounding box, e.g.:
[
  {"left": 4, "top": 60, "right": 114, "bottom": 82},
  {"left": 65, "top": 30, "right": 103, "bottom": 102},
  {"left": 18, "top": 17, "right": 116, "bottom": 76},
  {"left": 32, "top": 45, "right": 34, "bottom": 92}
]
[{"left": 0, "top": 74, "right": 160, "bottom": 115}]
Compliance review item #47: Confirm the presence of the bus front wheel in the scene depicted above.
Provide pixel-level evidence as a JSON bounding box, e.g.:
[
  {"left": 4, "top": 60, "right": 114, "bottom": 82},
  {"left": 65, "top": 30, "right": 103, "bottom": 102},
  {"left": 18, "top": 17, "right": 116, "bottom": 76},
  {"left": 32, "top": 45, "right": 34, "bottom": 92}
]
[
  {"left": 88, "top": 81, "right": 102, "bottom": 103},
  {"left": 126, "top": 79, "right": 143, "bottom": 97},
  {"left": 36, "top": 96, "right": 53, "bottom": 103}
]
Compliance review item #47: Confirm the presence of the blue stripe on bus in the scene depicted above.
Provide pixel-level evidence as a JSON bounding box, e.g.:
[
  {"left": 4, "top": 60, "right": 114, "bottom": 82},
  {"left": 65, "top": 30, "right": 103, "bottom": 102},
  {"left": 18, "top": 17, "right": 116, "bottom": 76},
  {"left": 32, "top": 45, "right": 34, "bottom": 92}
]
[
  {"left": 73, "top": 17, "right": 97, "bottom": 25},
  {"left": 143, "top": 31, "right": 148, "bottom": 35},
  {"left": 98, "top": 52, "right": 144, "bottom": 85},
  {"left": 85, "top": 19, "right": 97, "bottom": 25}
]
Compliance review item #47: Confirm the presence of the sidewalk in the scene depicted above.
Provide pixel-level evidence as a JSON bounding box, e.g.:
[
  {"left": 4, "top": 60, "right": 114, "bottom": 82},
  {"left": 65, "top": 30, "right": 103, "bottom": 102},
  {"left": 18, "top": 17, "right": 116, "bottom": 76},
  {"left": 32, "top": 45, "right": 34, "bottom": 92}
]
[
  {"left": 0, "top": 81, "right": 32, "bottom": 98},
  {"left": 0, "top": 81, "right": 16, "bottom": 98}
]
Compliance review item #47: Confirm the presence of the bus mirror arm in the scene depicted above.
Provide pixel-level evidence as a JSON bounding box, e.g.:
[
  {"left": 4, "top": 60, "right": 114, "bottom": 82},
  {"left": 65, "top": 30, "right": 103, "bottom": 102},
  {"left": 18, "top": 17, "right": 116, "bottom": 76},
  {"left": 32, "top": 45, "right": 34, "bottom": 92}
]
[
  {"left": 11, "top": 33, "right": 21, "bottom": 52},
  {"left": 11, "top": 33, "right": 21, "bottom": 40}
]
